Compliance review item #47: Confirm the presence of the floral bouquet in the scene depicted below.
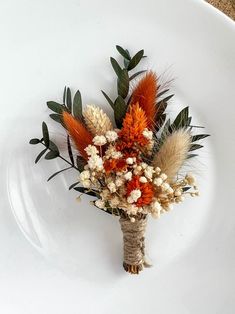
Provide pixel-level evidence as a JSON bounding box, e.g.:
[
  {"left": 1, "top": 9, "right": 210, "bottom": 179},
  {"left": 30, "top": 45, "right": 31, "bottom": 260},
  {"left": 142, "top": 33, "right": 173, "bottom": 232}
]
[{"left": 30, "top": 46, "right": 209, "bottom": 274}]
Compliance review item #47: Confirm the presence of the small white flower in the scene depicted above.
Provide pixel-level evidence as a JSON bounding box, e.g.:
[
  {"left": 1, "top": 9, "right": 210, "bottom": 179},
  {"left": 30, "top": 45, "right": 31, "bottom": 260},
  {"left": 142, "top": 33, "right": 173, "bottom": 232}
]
[
  {"left": 130, "top": 189, "right": 141, "bottom": 203},
  {"left": 139, "top": 176, "right": 147, "bottom": 183},
  {"left": 174, "top": 189, "right": 182, "bottom": 197},
  {"left": 82, "top": 180, "right": 91, "bottom": 188},
  {"left": 107, "top": 182, "right": 116, "bottom": 193},
  {"left": 153, "top": 177, "right": 163, "bottom": 186},
  {"left": 167, "top": 187, "right": 174, "bottom": 194},
  {"left": 105, "top": 130, "right": 118, "bottom": 142},
  {"left": 115, "top": 177, "right": 124, "bottom": 187},
  {"left": 124, "top": 171, "right": 132, "bottom": 181},
  {"left": 142, "top": 128, "right": 153, "bottom": 140},
  {"left": 126, "top": 157, "right": 134, "bottom": 165},
  {"left": 80, "top": 170, "right": 90, "bottom": 181},
  {"left": 162, "top": 182, "right": 170, "bottom": 191},
  {"left": 186, "top": 173, "right": 196, "bottom": 185},
  {"left": 152, "top": 200, "right": 162, "bottom": 212},
  {"left": 93, "top": 135, "right": 107, "bottom": 146},
  {"left": 141, "top": 162, "right": 148, "bottom": 169},
  {"left": 155, "top": 167, "right": 161, "bottom": 174},
  {"left": 85, "top": 145, "right": 98, "bottom": 156},
  {"left": 88, "top": 155, "right": 103, "bottom": 170},
  {"left": 144, "top": 166, "right": 154, "bottom": 180},
  {"left": 95, "top": 199, "right": 105, "bottom": 209},
  {"left": 130, "top": 217, "right": 135, "bottom": 223},
  {"left": 160, "top": 173, "right": 168, "bottom": 181}
]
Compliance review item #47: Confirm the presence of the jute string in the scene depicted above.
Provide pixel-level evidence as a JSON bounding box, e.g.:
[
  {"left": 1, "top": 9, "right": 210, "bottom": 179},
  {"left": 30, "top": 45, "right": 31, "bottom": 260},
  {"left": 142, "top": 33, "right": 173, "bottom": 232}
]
[{"left": 119, "top": 216, "right": 148, "bottom": 271}]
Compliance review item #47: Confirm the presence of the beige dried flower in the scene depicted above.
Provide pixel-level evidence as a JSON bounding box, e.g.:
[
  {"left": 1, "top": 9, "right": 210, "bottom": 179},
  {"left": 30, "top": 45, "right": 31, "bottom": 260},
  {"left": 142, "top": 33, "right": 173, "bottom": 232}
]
[
  {"left": 83, "top": 104, "right": 113, "bottom": 135},
  {"left": 153, "top": 129, "right": 191, "bottom": 181}
]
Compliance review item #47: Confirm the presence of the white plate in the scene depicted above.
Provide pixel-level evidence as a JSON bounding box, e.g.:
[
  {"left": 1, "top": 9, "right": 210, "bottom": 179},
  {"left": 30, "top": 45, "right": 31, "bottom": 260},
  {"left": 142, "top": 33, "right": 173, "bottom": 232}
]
[{"left": 0, "top": 0, "right": 235, "bottom": 313}]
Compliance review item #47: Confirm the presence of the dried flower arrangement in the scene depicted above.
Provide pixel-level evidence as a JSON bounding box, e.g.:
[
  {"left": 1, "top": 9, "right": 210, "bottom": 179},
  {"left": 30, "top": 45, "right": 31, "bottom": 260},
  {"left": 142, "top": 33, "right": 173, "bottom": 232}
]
[{"left": 30, "top": 46, "right": 209, "bottom": 274}]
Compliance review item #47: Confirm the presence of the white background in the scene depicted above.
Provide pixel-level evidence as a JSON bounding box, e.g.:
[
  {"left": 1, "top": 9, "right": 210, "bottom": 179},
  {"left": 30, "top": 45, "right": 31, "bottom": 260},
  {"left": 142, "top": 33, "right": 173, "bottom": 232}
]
[{"left": 0, "top": 0, "right": 235, "bottom": 313}]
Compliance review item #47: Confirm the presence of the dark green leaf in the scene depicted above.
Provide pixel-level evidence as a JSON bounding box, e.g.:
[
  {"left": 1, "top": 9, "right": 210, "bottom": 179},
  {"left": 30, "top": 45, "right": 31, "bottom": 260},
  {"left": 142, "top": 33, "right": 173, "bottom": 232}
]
[
  {"left": 74, "top": 186, "right": 97, "bottom": 197},
  {"left": 29, "top": 138, "right": 40, "bottom": 145},
  {"left": 156, "top": 113, "right": 166, "bottom": 129},
  {"left": 187, "top": 117, "right": 192, "bottom": 126},
  {"left": 129, "top": 70, "right": 146, "bottom": 81},
  {"left": 172, "top": 106, "right": 189, "bottom": 130},
  {"left": 63, "top": 86, "right": 66, "bottom": 104},
  {"left": 127, "top": 49, "right": 144, "bottom": 70},
  {"left": 110, "top": 57, "right": 122, "bottom": 77},
  {"left": 189, "top": 144, "right": 203, "bottom": 152},
  {"left": 116, "top": 45, "right": 131, "bottom": 60},
  {"left": 47, "top": 166, "right": 72, "bottom": 182},
  {"left": 187, "top": 153, "right": 198, "bottom": 159},
  {"left": 101, "top": 90, "right": 115, "bottom": 109},
  {"left": 158, "top": 89, "right": 169, "bottom": 98},
  {"left": 76, "top": 156, "right": 86, "bottom": 172},
  {"left": 69, "top": 181, "right": 79, "bottom": 190},
  {"left": 182, "top": 187, "right": 191, "bottom": 192},
  {"left": 73, "top": 90, "right": 82, "bottom": 119},
  {"left": 191, "top": 134, "right": 210, "bottom": 142},
  {"left": 117, "top": 69, "right": 129, "bottom": 99},
  {"left": 114, "top": 96, "right": 127, "bottom": 128},
  {"left": 124, "top": 58, "right": 129, "bottom": 69},
  {"left": 49, "top": 140, "right": 59, "bottom": 153},
  {"left": 67, "top": 135, "right": 74, "bottom": 166},
  {"left": 49, "top": 113, "right": 63, "bottom": 124},
  {"left": 47, "top": 101, "right": 63, "bottom": 114},
  {"left": 157, "top": 94, "right": 174, "bottom": 105},
  {"left": 42, "top": 122, "right": 49, "bottom": 147},
  {"left": 45, "top": 150, "right": 59, "bottom": 160},
  {"left": 66, "top": 87, "right": 72, "bottom": 111},
  {"left": 35, "top": 148, "right": 47, "bottom": 164}
]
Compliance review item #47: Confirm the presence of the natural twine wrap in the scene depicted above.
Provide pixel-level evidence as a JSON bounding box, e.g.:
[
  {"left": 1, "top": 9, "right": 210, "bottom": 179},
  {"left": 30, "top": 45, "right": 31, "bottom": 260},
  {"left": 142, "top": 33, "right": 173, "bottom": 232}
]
[{"left": 119, "top": 216, "right": 150, "bottom": 274}]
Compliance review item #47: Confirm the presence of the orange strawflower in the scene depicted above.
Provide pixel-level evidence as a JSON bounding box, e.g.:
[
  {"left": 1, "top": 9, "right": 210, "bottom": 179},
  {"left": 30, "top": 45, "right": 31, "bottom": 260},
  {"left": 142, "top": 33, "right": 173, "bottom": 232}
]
[
  {"left": 130, "top": 71, "right": 158, "bottom": 130},
  {"left": 117, "top": 103, "right": 149, "bottom": 150},
  {"left": 104, "top": 158, "right": 127, "bottom": 174},
  {"left": 126, "top": 175, "right": 154, "bottom": 207}
]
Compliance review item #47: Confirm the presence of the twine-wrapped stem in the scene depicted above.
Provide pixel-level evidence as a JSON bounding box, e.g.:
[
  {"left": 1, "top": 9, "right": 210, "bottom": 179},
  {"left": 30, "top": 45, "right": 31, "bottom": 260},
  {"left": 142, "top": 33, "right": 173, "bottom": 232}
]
[{"left": 119, "top": 216, "right": 148, "bottom": 274}]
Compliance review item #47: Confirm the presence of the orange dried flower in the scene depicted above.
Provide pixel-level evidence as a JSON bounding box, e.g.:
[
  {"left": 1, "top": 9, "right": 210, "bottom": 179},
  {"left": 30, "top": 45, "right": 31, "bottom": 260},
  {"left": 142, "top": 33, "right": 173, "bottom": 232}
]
[
  {"left": 130, "top": 71, "right": 158, "bottom": 129},
  {"left": 63, "top": 112, "right": 93, "bottom": 160},
  {"left": 118, "top": 103, "right": 149, "bottom": 150},
  {"left": 126, "top": 175, "right": 154, "bottom": 207},
  {"left": 104, "top": 158, "right": 127, "bottom": 174}
]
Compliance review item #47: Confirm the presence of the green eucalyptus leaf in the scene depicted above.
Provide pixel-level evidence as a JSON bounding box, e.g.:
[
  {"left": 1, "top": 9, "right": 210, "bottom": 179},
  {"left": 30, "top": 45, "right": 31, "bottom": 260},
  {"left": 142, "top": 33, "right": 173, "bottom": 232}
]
[
  {"left": 49, "top": 113, "right": 63, "bottom": 124},
  {"left": 47, "top": 166, "right": 72, "bottom": 182},
  {"left": 114, "top": 96, "right": 127, "bottom": 128},
  {"left": 69, "top": 181, "right": 79, "bottom": 190},
  {"left": 49, "top": 140, "right": 59, "bottom": 153},
  {"left": 191, "top": 134, "right": 210, "bottom": 142},
  {"left": 172, "top": 106, "right": 189, "bottom": 130},
  {"left": 127, "top": 49, "right": 144, "bottom": 70},
  {"left": 73, "top": 90, "right": 82, "bottom": 119},
  {"left": 76, "top": 156, "right": 86, "bottom": 172},
  {"left": 129, "top": 70, "right": 146, "bottom": 81},
  {"left": 110, "top": 57, "right": 122, "bottom": 77},
  {"left": 63, "top": 86, "right": 66, "bottom": 104},
  {"left": 42, "top": 122, "right": 49, "bottom": 147},
  {"left": 66, "top": 87, "right": 72, "bottom": 112},
  {"left": 189, "top": 144, "right": 203, "bottom": 152},
  {"left": 35, "top": 148, "right": 47, "bottom": 164},
  {"left": 29, "top": 138, "right": 40, "bottom": 145},
  {"left": 67, "top": 135, "right": 74, "bottom": 166},
  {"left": 101, "top": 90, "right": 115, "bottom": 109},
  {"left": 47, "top": 101, "right": 63, "bottom": 114},
  {"left": 45, "top": 150, "right": 59, "bottom": 160},
  {"left": 117, "top": 69, "right": 129, "bottom": 99},
  {"left": 116, "top": 45, "right": 131, "bottom": 60}
]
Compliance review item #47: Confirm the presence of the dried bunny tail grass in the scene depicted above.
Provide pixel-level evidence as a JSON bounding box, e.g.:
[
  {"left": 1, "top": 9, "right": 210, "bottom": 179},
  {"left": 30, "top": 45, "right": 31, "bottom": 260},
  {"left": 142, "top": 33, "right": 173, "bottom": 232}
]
[
  {"left": 130, "top": 71, "right": 158, "bottom": 130},
  {"left": 63, "top": 111, "right": 93, "bottom": 160},
  {"left": 153, "top": 129, "right": 191, "bottom": 181},
  {"left": 83, "top": 104, "right": 113, "bottom": 135}
]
